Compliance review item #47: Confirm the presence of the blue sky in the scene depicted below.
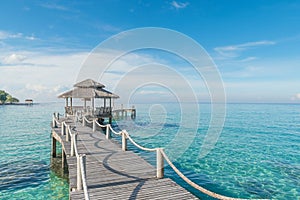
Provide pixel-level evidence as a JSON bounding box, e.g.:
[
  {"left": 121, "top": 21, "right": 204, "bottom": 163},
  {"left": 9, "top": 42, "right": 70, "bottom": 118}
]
[{"left": 0, "top": 0, "right": 300, "bottom": 103}]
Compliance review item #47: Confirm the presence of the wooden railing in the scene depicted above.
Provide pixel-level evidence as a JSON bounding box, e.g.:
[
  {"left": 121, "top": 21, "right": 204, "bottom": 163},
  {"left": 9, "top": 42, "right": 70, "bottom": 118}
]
[
  {"left": 84, "top": 116, "right": 246, "bottom": 200},
  {"left": 53, "top": 112, "right": 249, "bottom": 200},
  {"left": 52, "top": 114, "right": 90, "bottom": 200}
]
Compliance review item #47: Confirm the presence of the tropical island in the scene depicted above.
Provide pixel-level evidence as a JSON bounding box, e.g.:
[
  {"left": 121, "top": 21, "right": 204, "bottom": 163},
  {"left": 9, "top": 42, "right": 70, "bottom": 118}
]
[{"left": 0, "top": 90, "right": 19, "bottom": 104}]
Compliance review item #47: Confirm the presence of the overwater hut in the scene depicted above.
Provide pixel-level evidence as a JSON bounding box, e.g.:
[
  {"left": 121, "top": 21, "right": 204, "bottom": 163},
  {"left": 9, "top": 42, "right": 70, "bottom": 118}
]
[
  {"left": 58, "top": 79, "right": 119, "bottom": 123},
  {"left": 25, "top": 99, "right": 33, "bottom": 105}
]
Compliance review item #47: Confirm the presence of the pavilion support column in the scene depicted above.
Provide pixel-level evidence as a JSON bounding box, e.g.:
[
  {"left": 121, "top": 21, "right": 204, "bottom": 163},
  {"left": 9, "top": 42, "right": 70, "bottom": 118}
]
[
  {"left": 109, "top": 97, "right": 112, "bottom": 124},
  {"left": 65, "top": 98, "right": 68, "bottom": 115},
  {"left": 70, "top": 97, "right": 73, "bottom": 115},
  {"left": 109, "top": 98, "right": 112, "bottom": 113},
  {"left": 92, "top": 98, "right": 94, "bottom": 115}
]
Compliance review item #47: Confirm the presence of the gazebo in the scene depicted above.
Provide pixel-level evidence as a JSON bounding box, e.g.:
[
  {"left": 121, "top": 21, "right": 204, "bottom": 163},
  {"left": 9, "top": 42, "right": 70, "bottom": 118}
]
[{"left": 58, "top": 79, "right": 119, "bottom": 123}]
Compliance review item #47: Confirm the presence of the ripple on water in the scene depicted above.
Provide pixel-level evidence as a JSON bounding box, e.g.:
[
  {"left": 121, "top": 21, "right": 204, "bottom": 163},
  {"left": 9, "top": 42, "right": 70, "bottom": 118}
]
[{"left": 0, "top": 103, "right": 68, "bottom": 200}]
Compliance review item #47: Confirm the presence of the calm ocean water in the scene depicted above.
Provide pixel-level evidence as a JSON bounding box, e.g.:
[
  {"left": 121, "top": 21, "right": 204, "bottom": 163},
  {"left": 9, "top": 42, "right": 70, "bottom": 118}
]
[
  {"left": 0, "top": 103, "right": 299, "bottom": 199},
  {"left": 0, "top": 103, "right": 68, "bottom": 200}
]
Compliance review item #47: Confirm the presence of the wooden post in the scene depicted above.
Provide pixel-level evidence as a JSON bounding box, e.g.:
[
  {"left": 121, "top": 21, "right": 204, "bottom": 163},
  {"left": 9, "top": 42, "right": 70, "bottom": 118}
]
[
  {"left": 92, "top": 98, "right": 95, "bottom": 115},
  {"left": 131, "top": 106, "right": 136, "bottom": 119},
  {"left": 77, "top": 155, "right": 82, "bottom": 190},
  {"left": 61, "top": 123, "right": 65, "bottom": 136},
  {"left": 71, "top": 134, "right": 76, "bottom": 156},
  {"left": 52, "top": 113, "right": 57, "bottom": 128},
  {"left": 66, "top": 125, "right": 70, "bottom": 142},
  {"left": 52, "top": 136, "right": 56, "bottom": 158},
  {"left": 109, "top": 97, "right": 112, "bottom": 124},
  {"left": 62, "top": 150, "right": 65, "bottom": 170},
  {"left": 92, "top": 119, "right": 96, "bottom": 132},
  {"left": 109, "top": 97, "right": 112, "bottom": 114},
  {"left": 106, "top": 124, "right": 110, "bottom": 139},
  {"left": 83, "top": 117, "right": 86, "bottom": 126},
  {"left": 156, "top": 148, "right": 164, "bottom": 178},
  {"left": 122, "top": 132, "right": 127, "bottom": 151},
  {"left": 81, "top": 154, "right": 86, "bottom": 184}
]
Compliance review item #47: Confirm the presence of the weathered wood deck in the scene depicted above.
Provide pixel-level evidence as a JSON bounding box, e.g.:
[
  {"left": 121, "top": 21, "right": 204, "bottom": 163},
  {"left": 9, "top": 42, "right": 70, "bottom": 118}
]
[{"left": 52, "top": 118, "right": 198, "bottom": 200}]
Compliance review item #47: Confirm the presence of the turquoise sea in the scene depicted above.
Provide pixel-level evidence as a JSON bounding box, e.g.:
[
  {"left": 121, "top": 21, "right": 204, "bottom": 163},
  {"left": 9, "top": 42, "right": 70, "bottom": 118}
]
[{"left": 0, "top": 103, "right": 299, "bottom": 199}]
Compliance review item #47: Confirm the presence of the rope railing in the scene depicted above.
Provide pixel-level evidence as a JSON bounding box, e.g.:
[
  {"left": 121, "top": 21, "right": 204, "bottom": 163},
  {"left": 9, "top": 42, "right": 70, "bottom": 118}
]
[
  {"left": 79, "top": 155, "right": 89, "bottom": 200},
  {"left": 160, "top": 149, "right": 244, "bottom": 200},
  {"left": 53, "top": 113, "right": 89, "bottom": 200},
  {"left": 78, "top": 114, "right": 250, "bottom": 200},
  {"left": 69, "top": 124, "right": 89, "bottom": 200},
  {"left": 83, "top": 116, "right": 93, "bottom": 123},
  {"left": 123, "top": 130, "right": 157, "bottom": 152},
  {"left": 109, "top": 124, "right": 122, "bottom": 135},
  {"left": 94, "top": 120, "right": 106, "bottom": 128}
]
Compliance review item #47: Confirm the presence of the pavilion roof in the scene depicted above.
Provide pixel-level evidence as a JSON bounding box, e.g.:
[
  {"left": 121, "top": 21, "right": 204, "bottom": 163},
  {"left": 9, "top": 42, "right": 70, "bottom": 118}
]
[
  {"left": 73, "top": 79, "right": 105, "bottom": 88},
  {"left": 58, "top": 79, "right": 119, "bottom": 99}
]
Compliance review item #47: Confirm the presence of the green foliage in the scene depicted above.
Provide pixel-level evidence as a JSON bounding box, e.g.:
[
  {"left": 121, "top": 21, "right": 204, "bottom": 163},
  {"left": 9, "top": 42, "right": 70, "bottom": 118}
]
[
  {"left": 0, "top": 90, "right": 9, "bottom": 104},
  {"left": 0, "top": 90, "right": 19, "bottom": 104},
  {"left": 10, "top": 97, "right": 20, "bottom": 103}
]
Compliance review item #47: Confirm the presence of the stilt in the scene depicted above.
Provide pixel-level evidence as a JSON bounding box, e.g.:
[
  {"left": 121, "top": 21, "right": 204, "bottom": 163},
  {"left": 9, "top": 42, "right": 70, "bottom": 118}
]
[
  {"left": 52, "top": 136, "right": 56, "bottom": 158},
  {"left": 109, "top": 117, "right": 112, "bottom": 124},
  {"left": 62, "top": 150, "right": 66, "bottom": 170}
]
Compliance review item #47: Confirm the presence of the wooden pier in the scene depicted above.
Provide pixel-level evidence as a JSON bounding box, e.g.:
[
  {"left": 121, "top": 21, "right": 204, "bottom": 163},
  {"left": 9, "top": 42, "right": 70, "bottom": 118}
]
[
  {"left": 52, "top": 79, "right": 242, "bottom": 200},
  {"left": 52, "top": 112, "right": 242, "bottom": 200},
  {"left": 51, "top": 115, "right": 198, "bottom": 200},
  {"left": 112, "top": 107, "right": 136, "bottom": 119}
]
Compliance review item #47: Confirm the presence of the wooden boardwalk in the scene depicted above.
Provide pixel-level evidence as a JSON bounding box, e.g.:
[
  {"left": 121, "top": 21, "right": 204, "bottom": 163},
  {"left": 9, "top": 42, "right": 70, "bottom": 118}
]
[{"left": 52, "top": 118, "right": 198, "bottom": 200}]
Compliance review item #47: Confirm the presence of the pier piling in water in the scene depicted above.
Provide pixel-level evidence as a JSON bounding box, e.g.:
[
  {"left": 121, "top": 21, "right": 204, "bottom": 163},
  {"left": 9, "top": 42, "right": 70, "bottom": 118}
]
[{"left": 51, "top": 137, "right": 56, "bottom": 158}]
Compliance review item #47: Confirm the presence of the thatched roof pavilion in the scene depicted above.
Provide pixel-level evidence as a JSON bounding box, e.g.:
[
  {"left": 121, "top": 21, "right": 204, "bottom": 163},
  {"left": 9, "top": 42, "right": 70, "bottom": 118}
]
[{"left": 58, "top": 79, "right": 119, "bottom": 120}]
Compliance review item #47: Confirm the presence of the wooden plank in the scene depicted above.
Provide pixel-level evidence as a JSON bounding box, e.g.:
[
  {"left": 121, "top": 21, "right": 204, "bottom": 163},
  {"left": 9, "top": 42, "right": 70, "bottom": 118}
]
[{"left": 51, "top": 117, "right": 198, "bottom": 200}]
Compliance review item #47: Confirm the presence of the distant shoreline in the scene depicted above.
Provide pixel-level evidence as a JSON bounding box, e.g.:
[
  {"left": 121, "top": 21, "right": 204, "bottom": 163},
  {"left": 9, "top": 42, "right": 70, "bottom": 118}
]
[{"left": 0, "top": 102, "right": 36, "bottom": 106}]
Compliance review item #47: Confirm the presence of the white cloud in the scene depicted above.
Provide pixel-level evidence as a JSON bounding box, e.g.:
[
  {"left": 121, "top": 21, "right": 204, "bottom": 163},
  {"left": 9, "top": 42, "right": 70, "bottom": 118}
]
[
  {"left": 294, "top": 93, "right": 300, "bottom": 100},
  {"left": 25, "top": 83, "right": 47, "bottom": 92},
  {"left": 139, "top": 90, "right": 168, "bottom": 95},
  {"left": 214, "top": 40, "right": 276, "bottom": 58},
  {"left": 0, "top": 51, "right": 88, "bottom": 102},
  {"left": 171, "top": 1, "right": 189, "bottom": 9},
  {"left": 2, "top": 54, "right": 27, "bottom": 64},
  {"left": 225, "top": 81, "right": 300, "bottom": 103},
  {"left": 0, "top": 31, "right": 22, "bottom": 40},
  {"left": 0, "top": 31, "right": 9, "bottom": 39},
  {"left": 40, "top": 3, "right": 69, "bottom": 11},
  {"left": 0, "top": 30, "right": 38, "bottom": 41},
  {"left": 25, "top": 35, "right": 36, "bottom": 40}
]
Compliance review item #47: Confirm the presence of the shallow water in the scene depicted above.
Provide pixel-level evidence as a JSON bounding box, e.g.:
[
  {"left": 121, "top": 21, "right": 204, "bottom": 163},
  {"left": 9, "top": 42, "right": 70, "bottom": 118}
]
[
  {"left": 0, "top": 103, "right": 299, "bottom": 199},
  {"left": 0, "top": 103, "right": 68, "bottom": 200},
  {"left": 115, "top": 103, "right": 300, "bottom": 199}
]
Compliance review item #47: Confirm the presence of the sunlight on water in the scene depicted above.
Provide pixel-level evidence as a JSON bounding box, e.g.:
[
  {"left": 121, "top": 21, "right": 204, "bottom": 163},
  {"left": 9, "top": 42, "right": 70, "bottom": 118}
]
[
  {"left": 116, "top": 103, "right": 300, "bottom": 199},
  {"left": 1, "top": 103, "right": 299, "bottom": 199},
  {"left": 0, "top": 103, "right": 68, "bottom": 200}
]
